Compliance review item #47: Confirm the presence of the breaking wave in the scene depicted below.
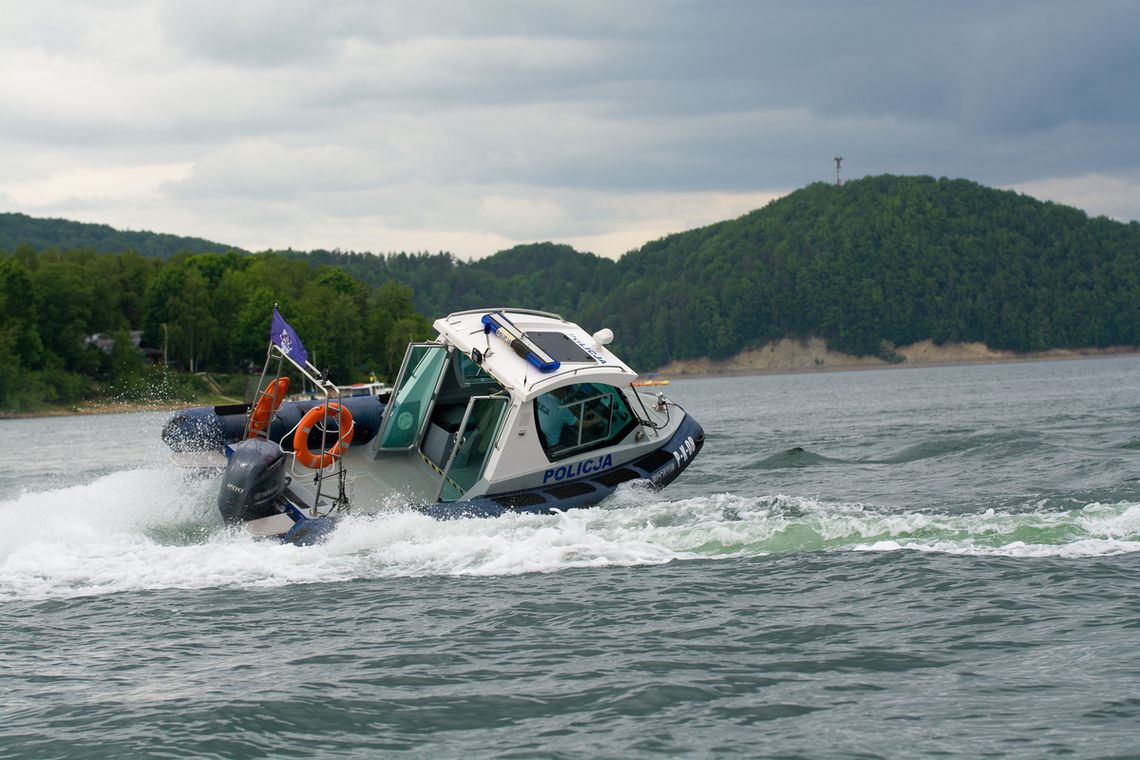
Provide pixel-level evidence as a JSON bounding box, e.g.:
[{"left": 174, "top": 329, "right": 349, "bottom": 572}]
[{"left": 2, "top": 470, "right": 1138, "bottom": 601}]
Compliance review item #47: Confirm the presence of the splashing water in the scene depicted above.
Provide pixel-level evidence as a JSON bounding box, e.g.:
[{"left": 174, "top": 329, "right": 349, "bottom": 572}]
[
  {"left": 5, "top": 355, "right": 1140, "bottom": 602},
  {"left": 4, "top": 461, "right": 1138, "bottom": 602}
]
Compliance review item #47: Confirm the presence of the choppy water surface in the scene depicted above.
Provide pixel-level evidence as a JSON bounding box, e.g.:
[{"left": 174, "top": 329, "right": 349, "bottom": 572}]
[{"left": 2, "top": 358, "right": 1140, "bottom": 758}]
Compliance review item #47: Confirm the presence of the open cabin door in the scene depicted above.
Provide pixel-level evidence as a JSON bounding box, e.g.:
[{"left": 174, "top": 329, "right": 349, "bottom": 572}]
[
  {"left": 438, "top": 396, "right": 510, "bottom": 502},
  {"left": 374, "top": 344, "right": 450, "bottom": 452}
]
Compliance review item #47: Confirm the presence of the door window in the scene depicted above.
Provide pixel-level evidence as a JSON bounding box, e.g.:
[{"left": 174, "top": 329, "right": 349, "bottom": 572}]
[
  {"left": 439, "top": 396, "right": 510, "bottom": 501},
  {"left": 375, "top": 344, "right": 449, "bottom": 451}
]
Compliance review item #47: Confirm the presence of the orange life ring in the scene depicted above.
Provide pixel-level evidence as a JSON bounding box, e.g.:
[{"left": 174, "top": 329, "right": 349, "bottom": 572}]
[
  {"left": 247, "top": 377, "right": 290, "bottom": 438},
  {"left": 293, "top": 402, "right": 355, "bottom": 469}
]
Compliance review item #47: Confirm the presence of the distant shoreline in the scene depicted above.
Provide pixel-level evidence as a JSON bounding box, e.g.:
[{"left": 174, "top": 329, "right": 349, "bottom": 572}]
[
  {"left": 0, "top": 397, "right": 240, "bottom": 421},
  {"left": 3, "top": 342, "right": 1137, "bottom": 419},
  {"left": 655, "top": 338, "right": 1140, "bottom": 378}
]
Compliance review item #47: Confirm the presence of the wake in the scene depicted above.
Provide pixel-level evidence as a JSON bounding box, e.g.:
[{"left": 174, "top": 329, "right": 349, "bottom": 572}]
[{"left": 2, "top": 470, "right": 1139, "bottom": 601}]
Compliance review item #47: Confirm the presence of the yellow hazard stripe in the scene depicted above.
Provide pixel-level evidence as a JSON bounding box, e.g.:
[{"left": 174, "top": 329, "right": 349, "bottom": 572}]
[{"left": 420, "top": 453, "right": 464, "bottom": 495}]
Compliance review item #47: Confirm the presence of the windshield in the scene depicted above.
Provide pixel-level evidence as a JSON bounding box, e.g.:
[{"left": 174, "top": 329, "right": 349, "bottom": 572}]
[{"left": 534, "top": 383, "right": 636, "bottom": 461}]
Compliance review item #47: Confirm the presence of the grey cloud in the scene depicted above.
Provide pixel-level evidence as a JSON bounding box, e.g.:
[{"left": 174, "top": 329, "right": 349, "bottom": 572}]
[
  {"left": 3, "top": 0, "right": 1140, "bottom": 255},
  {"left": 155, "top": 1, "right": 378, "bottom": 66}
]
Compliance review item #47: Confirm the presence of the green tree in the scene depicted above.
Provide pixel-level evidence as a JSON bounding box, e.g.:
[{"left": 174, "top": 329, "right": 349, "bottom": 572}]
[{"left": 30, "top": 257, "right": 101, "bottom": 374}]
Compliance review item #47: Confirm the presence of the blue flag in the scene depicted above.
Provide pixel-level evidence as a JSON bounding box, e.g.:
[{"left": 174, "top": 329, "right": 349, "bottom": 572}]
[{"left": 270, "top": 308, "right": 308, "bottom": 365}]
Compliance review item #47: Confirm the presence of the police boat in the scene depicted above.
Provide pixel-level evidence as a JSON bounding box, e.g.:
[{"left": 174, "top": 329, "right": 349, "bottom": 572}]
[{"left": 162, "top": 308, "right": 704, "bottom": 544}]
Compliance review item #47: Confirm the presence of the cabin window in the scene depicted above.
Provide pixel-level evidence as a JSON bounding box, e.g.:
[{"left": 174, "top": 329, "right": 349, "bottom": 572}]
[
  {"left": 455, "top": 351, "right": 497, "bottom": 387},
  {"left": 534, "top": 383, "right": 636, "bottom": 461},
  {"left": 375, "top": 344, "right": 449, "bottom": 450}
]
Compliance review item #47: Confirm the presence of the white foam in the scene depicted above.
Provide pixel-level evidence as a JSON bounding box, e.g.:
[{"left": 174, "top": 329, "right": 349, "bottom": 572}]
[
  {"left": 853, "top": 537, "right": 1140, "bottom": 558},
  {"left": 1076, "top": 501, "right": 1140, "bottom": 538},
  {"left": 3, "top": 472, "right": 1139, "bottom": 600},
  {"left": 321, "top": 507, "right": 687, "bottom": 577},
  {"left": 849, "top": 501, "right": 1140, "bottom": 558},
  {"left": 0, "top": 468, "right": 217, "bottom": 551}
]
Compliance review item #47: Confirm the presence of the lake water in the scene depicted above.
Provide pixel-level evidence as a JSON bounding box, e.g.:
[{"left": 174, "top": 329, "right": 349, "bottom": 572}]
[{"left": 2, "top": 358, "right": 1139, "bottom": 758}]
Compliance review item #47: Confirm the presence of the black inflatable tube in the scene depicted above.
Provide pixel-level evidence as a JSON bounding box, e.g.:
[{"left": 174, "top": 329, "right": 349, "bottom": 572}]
[{"left": 162, "top": 396, "right": 386, "bottom": 453}]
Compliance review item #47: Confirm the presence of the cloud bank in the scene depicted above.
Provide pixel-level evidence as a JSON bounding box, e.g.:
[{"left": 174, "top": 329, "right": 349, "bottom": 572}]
[{"left": 1, "top": 1, "right": 1137, "bottom": 258}]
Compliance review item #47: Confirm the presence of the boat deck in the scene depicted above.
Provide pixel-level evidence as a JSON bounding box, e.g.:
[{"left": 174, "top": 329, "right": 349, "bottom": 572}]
[{"left": 348, "top": 449, "right": 442, "bottom": 508}]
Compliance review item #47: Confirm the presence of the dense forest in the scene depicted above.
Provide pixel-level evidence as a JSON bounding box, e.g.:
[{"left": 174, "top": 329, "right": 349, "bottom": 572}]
[
  {"left": 0, "top": 211, "right": 244, "bottom": 258},
  {"left": 270, "top": 176, "right": 1140, "bottom": 368},
  {"left": 277, "top": 242, "right": 617, "bottom": 319},
  {"left": 3, "top": 174, "right": 1139, "bottom": 411},
  {"left": 586, "top": 175, "right": 1140, "bottom": 367},
  {"left": 0, "top": 246, "right": 430, "bottom": 410}
]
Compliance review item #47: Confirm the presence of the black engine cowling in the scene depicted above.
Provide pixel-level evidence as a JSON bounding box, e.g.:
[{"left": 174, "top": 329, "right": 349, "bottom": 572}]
[{"left": 218, "top": 438, "right": 288, "bottom": 524}]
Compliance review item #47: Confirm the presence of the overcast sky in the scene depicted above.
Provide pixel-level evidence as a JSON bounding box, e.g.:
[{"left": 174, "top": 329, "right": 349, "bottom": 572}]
[{"left": 2, "top": 1, "right": 1138, "bottom": 259}]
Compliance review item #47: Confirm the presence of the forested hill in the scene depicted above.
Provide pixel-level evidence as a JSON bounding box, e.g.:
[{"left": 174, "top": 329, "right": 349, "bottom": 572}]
[
  {"left": 290, "top": 175, "right": 1140, "bottom": 370},
  {"left": 3, "top": 174, "right": 1138, "bottom": 407},
  {"left": 0, "top": 211, "right": 246, "bottom": 258},
  {"left": 579, "top": 175, "right": 1140, "bottom": 368},
  {"left": 281, "top": 242, "right": 616, "bottom": 319}
]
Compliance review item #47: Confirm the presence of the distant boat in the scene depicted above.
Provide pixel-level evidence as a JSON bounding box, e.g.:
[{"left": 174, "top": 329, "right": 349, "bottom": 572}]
[
  {"left": 342, "top": 380, "right": 393, "bottom": 399},
  {"left": 633, "top": 379, "right": 670, "bottom": 387},
  {"left": 288, "top": 379, "right": 391, "bottom": 403}
]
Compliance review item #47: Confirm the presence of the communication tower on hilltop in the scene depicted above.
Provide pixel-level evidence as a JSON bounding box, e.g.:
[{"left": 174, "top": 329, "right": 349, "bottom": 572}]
[{"left": 833, "top": 156, "right": 843, "bottom": 187}]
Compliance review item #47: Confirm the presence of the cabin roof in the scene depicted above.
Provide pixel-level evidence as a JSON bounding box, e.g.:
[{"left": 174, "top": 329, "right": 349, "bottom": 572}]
[{"left": 432, "top": 308, "right": 638, "bottom": 401}]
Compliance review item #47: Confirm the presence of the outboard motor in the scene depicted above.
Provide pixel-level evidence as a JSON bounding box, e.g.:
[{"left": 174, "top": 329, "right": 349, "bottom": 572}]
[{"left": 218, "top": 438, "right": 288, "bottom": 524}]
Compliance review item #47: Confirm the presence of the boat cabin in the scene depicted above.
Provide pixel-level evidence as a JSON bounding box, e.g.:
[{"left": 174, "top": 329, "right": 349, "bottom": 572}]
[{"left": 359, "top": 309, "right": 647, "bottom": 505}]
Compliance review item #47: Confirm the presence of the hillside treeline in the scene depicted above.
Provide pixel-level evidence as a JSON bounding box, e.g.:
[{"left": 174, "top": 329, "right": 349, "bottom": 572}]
[
  {"left": 278, "top": 242, "right": 616, "bottom": 320},
  {"left": 0, "top": 211, "right": 243, "bottom": 258},
  {"left": 4, "top": 174, "right": 1139, "bottom": 410},
  {"left": 0, "top": 246, "right": 429, "bottom": 410},
  {"left": 584, "top": 176, "right": 1140, "bottom": 367},
  {"left": 273, "top": 177, "right": 1140, "bottom": 370}
]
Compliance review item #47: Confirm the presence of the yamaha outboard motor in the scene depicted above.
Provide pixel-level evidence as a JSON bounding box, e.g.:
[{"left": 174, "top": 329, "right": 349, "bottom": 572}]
[{"left": 218, "top": 438, "right": 288, "bottom": 524}]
